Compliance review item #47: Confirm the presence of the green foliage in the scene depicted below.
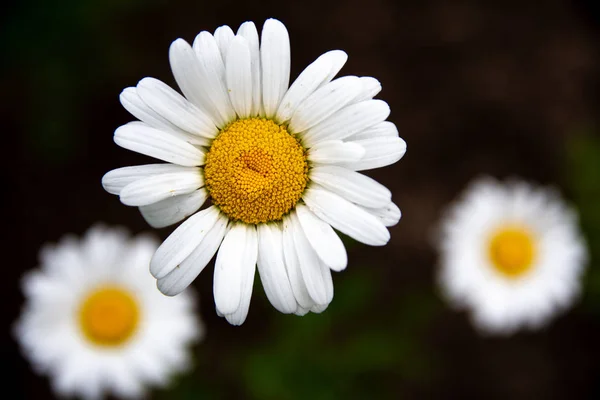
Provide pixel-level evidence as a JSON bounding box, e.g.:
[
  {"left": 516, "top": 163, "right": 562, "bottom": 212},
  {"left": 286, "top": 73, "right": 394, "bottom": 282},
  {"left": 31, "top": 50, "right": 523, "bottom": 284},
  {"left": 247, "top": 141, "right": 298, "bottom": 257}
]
[
  {"left": 567, "top": 132, "right": 600, "bottom": 312},
  {"left": 238, "top": 270, "right": 437, "bottom": 400}
]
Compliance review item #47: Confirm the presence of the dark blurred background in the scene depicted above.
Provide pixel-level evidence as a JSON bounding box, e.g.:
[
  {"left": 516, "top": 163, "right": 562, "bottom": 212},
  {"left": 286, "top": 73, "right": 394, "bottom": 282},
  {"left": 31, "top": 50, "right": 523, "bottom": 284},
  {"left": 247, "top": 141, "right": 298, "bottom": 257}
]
[{"left": 3, "top": 0, "right": 600, "bottom": 398}]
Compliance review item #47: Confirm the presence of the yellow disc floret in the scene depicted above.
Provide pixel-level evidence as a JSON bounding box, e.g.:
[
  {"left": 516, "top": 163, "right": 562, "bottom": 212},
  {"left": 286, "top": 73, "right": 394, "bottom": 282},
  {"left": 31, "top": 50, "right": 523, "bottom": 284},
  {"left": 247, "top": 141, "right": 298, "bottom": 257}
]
[
  {"left": 79, "top": 286, "right": 140, "bottom": 347},
  {"left": 488, "top": 226, "right": 537, "bottom": 278},
  {"left": 204, "top": 118, "right": 308, "bottom": 224}
]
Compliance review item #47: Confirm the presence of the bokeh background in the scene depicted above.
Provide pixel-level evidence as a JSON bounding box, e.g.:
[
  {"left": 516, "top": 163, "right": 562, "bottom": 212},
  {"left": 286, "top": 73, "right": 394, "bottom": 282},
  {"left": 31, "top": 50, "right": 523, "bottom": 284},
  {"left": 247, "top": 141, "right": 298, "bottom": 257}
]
[{"left": 3, "top": 0, "right": 600, "bottom": 398}]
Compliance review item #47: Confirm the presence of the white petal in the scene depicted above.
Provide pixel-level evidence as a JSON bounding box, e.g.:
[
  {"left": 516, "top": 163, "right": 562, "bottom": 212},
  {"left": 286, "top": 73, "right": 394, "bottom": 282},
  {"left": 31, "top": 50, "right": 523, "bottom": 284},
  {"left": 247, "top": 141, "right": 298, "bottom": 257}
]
[
  {"left": 120, "top": 170, "right": 203, "bottom": 207},
  {"left": 225, "top": 36, "right": 253, "bottom": 119},
  {"left": 169, "top": 39, "right": 218, "bottom": 124},
  {"left": 121, "top": 89, "right": 210, "bottom": 146},
  {"left": 192, "top": 31, "right": 236, "bottom": 126},
  {"left": 346, "top": 121, "right": 399, "bottom": 141},
  {"left": 288, "top": 76, "right": 363, "bottom": 133},
  {"left": 260, "top": 18, "right": 290, "bottom": 118},
  {"left": 309, "top": 165, "right": 391, "bottom": 208},
  {"left": 303, "top": 185, "right": 390, "bottom": 246},
  {"left": 319, "top": 260, "right": 334, "bottom": 303},
  {"left": 257, "top": 224, "right": 297, "bottom": 314},
  {"left": 114, "top": 122, "right": 205, "bottom": 166},
  {"left": 157, "top": 213, "right": 228, "bottom": 296},
  {"left": 353, "top": 77, "right": 381, "bottom": 103},
  {"left": 282, "top": 216, "right": 314, "bottom": 308},
  {"left": 308, "top": 140, "right": 365, "bottom": 164},
  {"left": 224, "top": 264, "right": 256, "bottom": 325},
  {"left": 295, "top": 204, "right": 347, "bottom": 271},
  {"left": 136, "top": 77, "right": 218, "bottom": 139},
  {"left": 275, "top": 50, "right": 346, "bottom": 124},
  {"left": 120, "top": 87, "right": 174, "bottom": 131},
  {"left": 289, "top": 210, "right": 328, "bottom": 305},
  {"left": 321, "top": 50, "right": 348, "bottom": 84},
  {"left": 340, "top": 137, "right": 406, "bottom": 171},
  {"left": 101, "top": 164, "right": 185, "bottom": 195},
  {"left": 214, "top": 25, "right": 235, "bottom": 60},
  {"left": 214, "top": 224, "right": 257, "bottom": 315},
  {"left": 302, "top": 100, "right": 390, "bottom": 148},
  {"left": 224, "top": 225, "right": 258, "bottom": 325},
  {"left": 311, "top": 303, "right": 329, "bottom": 313},
  {"left": 150, "top": 206, "right": 221, "bottom": 279},
  {"left": 237, "top": 21, "right": 261, "bottom": 116},
  {"left": 295, "top": 306, "right": 311, "bottom": 316},
  {"left": 139, "top": 188, "right": 208, "bottom": 228},
  {"left": 359, "top": 201, "right": 401, "bottom": 227}
]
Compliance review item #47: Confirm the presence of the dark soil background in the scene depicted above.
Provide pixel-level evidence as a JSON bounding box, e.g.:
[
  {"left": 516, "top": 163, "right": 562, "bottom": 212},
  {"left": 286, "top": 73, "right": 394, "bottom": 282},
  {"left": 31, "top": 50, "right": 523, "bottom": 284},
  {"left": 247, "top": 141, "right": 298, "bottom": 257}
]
[{"left": 2, "top": 0, "right": 600, "bottom": 398}]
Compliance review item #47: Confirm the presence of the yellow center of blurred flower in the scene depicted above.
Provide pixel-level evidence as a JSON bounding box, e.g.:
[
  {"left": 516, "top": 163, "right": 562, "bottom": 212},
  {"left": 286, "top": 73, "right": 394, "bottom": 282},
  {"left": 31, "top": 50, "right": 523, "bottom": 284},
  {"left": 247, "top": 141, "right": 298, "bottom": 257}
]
[
  {"left": 204, "top": 118, "right": 308, "bottom": 224},
  {"left": 488, "top": 226, "right": 536, "bottom": 278},
  {"left": 79, "top": 286, "right": 140, "bottom": 347}
]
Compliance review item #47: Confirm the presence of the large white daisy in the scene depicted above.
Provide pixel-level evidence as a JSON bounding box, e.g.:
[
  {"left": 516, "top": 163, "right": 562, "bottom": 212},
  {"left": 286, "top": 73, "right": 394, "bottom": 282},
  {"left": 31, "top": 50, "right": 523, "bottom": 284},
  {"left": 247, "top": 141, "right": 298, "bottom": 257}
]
[
  {"left": 436, "top": 177, "right": 588, "bottom": 335},
  {"left": 102, "top": 18, "right": 405, "bottom": 325},
  {"left": 14, "top": 226, "right": 202, "bottom": 399}
]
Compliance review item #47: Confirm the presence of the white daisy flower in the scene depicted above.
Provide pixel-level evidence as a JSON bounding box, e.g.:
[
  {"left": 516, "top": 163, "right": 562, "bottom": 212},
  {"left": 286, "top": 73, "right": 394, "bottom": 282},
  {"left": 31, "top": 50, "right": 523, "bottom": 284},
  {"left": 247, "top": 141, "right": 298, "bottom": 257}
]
[
  {"left": 14, "top": 226, "right": 202, "bottom": 399},
  {"left": 102, "top": 18, "right": 405, "bottom": 325},
  {"left": 436, "top": 177, "right": 588, "bottom": 335}
]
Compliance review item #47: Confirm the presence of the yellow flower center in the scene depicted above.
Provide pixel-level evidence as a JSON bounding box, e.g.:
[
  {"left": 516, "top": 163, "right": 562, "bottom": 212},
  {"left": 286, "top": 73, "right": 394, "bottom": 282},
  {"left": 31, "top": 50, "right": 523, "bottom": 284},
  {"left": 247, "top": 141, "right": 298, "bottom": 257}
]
[
  {"left": 79, "top": 286, "right": 140, "bottom": 347},
  {"left": 488, "top": 226, "right": 536, "bottom": 278},
  {"left": 204, "top": 118, "right": 308, "bottom": 224}
]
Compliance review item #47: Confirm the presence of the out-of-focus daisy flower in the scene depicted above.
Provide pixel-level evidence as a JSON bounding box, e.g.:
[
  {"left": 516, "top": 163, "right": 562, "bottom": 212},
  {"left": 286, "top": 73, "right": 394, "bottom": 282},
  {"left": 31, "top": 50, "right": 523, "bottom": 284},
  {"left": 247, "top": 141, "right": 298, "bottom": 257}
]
[
  {"left": 102, "top": 18, "right": 405, "bottom": 325},
  {"left": 436, "top": 177, "right": 588, "bottom": 335},
  {"left": 14, "top": 226, "right": 202, "bottom": 399}
]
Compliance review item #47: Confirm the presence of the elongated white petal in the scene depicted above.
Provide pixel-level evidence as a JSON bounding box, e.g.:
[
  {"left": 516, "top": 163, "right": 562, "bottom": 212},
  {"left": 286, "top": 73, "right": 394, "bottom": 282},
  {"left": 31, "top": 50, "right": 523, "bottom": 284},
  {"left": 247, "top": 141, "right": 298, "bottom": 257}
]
[
  {"left": 346, "top": 121, "right": 399, "bottom": 141},
  {"left": 289, "top": 76, "right": 363, "bottom": 133},
  {"left": 237, "top": 21, "right": 261, "bottom": 116},
  {"left": 214, "top": 224, "right": 257, "bottom": 315},
  {"left": 289, "top": 211, "right": 328, "bottom": 305},
  {"left": 136, "top": 78, "right": 218, "bottom": 139},
  {"left": 169, "top": 39, "right": 217, "bottom": 122},
  {"left": 295, "top": 204, "right": 347, "bottom": 271},
  {"left": 359, "top": 201, "right": 401, "bottom": 227},
  {"left": 303, "top": 186, "right": 390, "bottom": 246},
  {"left": 101, "top": 164, "right": 186, "bottom": 195},
  {"left": 353, "top": 77, "right": 382, "bottom": 103},
  {"left": 275, "top": 50, "right": 346, "bottom": 124},
  {"left": 120, "top": 170, "right": 203, "bottom": 206},
  {"left": 139, "top": 188, "right": 208, "bottom": 228},
  {"left": 311, "top": 303, "right": 329, "bottom": 313},
  {"left": 308, "top": 140, "right": 365, "bottom": 164},
  {"left": 225, "top": 36, "right": 253, "bottom": 119},
  {"left": 214, "top": 25, "right": 235, "bottom": 60},
  {"left": 340, "top": 137, "right": 407, "bottom": 171},
  {"left": 320, "top": 260, "right": 334, "bottom": 304},
  {"left": 150, "top": 206, "right": 221, "bottom": 279},
  {"left": 121, "top": 89, "right": 210, "bottom": 146},
  {"left": 302, "top": 100, "right": 390, "bottom": 148},
  {"left": 321, "top": 50, "right": 348, "bottom": 84},
  {"left": 157, "top": 213, "right": 228, "bottom": 296},
  {"left": 257, "top": 224, "right": 297, "bottom": 314},
  {"left": 295, "top": 306, "right": 311, "bottom": 316},
  {"left": 192, "top": 31, "right": 236, "bottom": 126},
  {"left": 282, "top": 216, "right": 314, "bottom": 308},
  {"left": 261, "top": 19, "right": 290, "bottom": 118},
  {"left": 114, "top": 122, "right": 205, "bottom": 167},
  {"left": 309, "top": 165, "right": 391, "bottom": 208},
  {"left": 224, "top": 225, "right": 258, "bottom": 325},
  {"left": 120, "top": 87, "right": 174, "bottom": 131}
]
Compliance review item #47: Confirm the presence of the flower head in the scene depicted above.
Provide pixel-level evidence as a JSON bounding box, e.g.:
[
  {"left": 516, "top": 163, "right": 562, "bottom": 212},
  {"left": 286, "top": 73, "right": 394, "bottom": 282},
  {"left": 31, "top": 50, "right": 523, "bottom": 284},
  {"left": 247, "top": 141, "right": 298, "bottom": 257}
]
[
  {"left": 14, "top": 226, "right": 202, "bottom": 399},
  {"left": 436, "top": 177, "right": 588, "bottom": 335},
  {"left": 102, "top": 18, "right": 406, "bottom": 325}
]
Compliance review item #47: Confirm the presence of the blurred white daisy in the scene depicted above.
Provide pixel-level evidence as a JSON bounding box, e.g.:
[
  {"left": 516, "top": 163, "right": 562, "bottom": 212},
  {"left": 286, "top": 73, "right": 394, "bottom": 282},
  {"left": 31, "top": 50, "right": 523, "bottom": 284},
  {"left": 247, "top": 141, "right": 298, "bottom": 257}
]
[
  {"left": 102, "top": 18, "right": 405, "bottom": 325},
  {"left": 437, "top": 177, "right": 588, "bottom": 335},
  {"left": 14, "top": 226, "right": 202, "bottom": 399}
]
